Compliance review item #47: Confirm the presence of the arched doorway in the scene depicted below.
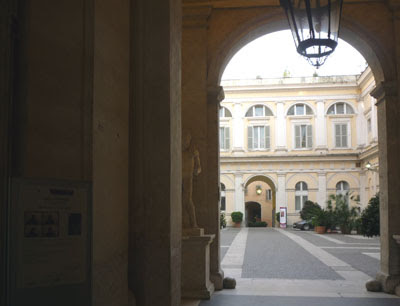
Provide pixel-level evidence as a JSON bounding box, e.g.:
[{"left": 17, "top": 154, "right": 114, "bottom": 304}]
[{"left": 244, "top": 175, "right": 276, "bottom": 227}]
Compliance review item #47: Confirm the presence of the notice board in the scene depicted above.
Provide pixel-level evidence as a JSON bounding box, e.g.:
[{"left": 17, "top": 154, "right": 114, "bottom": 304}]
[{"left": 9, "top": 178, "right": 92, "bottom": 306}]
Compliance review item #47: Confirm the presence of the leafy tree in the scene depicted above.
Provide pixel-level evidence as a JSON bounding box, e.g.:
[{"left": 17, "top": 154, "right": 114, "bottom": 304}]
[
  {"left": 300, "top": 200, "right": 322, "bottom": 221},
  {"left": 327, "top": 193, "right": 359, "bottom": 234},
  {"left": 361, "top": 194, "right": 380, "bottom": 237}
]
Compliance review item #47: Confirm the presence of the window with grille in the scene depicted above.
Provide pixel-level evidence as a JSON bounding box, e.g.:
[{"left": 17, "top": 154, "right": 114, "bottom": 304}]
[
  {"left": 327, "top": 102, "right": 354, "bottom": 115},
  {"left": 295, "top": 181, "right": 308, "bottom": 211},
  {"left": 245, "top": 105, "right": 273, "bottom": 117},
  {"left": 287, "top": 104, "right": 313, "bottom": 116}
]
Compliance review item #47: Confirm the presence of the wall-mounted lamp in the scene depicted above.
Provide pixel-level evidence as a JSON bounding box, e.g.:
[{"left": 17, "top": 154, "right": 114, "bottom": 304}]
[
  {"left": 365, "top": 161, "right": 379, "bottom": 173},
  {"left": 256, "top": 185, "right": 262, "bottom": 195}
]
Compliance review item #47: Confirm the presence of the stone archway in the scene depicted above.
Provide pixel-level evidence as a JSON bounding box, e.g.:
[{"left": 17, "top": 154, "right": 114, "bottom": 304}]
[
  {"left": 205, "top": 5, "right": 400, "bottom": 294},
  {"left": 244, "top": 175, "right": 277, "bottom": 227}
]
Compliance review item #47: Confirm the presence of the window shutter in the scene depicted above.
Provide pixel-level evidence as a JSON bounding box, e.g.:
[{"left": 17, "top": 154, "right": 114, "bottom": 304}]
[
  {"left": 224, "top": 127, "right": 230, "bottom": 149},
  {"left": 335, "top": 124, "right": 341, "bottom": 147},
  {"left": 342, "top": 124, "right": 348, "bottom": 147},
  {"left": 307, "top": 125, "right": 312, "bottom": 148},
  {"left": 295, "top": 125, "right": 300, "bottom": 148},
  {"left": 248, "top": 126, "right": 253, "bottom": 149},
  {"left": 265, "top": 126, "right": 270, "bottom": 149}
]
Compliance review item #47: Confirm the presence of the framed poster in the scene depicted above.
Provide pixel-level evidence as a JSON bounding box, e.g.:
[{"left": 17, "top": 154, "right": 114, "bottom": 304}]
[{"left": 9, "top": 178, "right": 92, "bottom": 306}]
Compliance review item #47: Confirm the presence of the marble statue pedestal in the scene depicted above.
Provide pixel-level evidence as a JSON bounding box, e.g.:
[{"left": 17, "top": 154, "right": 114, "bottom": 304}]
[{"left": 182, "top": 232, "right": 215, "bottom": 299}]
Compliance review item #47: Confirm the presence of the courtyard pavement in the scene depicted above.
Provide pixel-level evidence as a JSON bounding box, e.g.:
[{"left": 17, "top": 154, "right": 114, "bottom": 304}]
[{"left": 200, "top": 227, "right": 398, "bottom": 306}]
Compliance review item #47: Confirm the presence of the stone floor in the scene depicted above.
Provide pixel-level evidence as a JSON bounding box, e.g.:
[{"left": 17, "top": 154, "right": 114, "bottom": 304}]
[{"left": 200, "top": 227, "right": 398, "bottom": 306}]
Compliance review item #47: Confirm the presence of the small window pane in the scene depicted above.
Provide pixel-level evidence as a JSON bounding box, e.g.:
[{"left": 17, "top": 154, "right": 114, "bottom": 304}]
[
  {"left": 327, "top": 105, "right": 335, "bottom": 114},
  {"left": 288, "top": 106, "right": 294, "bottom": 116},
  {"left": 302, "top": 182, "right": 308, "bottom": 190},
  {"left": 295, "top": 182, "right": 301, "bottom": 191},
  {"left": 255, "top": 106, "right": 264, "bottom": 116},
  {"left": 305, "top": 105, "right": 313, "bottom": 115},
  {"left": 245, "top": 108, "right": 253, "bottom": 117},
  {"left": 346, "top": 104, "right": 354, "bottom": 114},
  {"left": 296, "top": 104, "right": 305, "bottom": 115},
  {"left": 219, "top": 108, "right": 224, "bottom": 117},
  {"left": 265, "top": 107, "right": 273, "bottom": 116},
  {"left": 336, "top": 103, "right": 345, "bottom": 114}
]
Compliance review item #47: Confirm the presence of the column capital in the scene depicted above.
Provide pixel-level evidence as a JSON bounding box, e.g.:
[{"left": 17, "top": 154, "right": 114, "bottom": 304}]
[
  {"left": 207, "top": 86, "right": 225, "bottom": 105},
  {"left": 183, "top": 6, "right": 212, "bottom": 28},
  {"left": 370, "top": 81, "right": 398, "bottom": 105},
  {"left": 277, "top": 172, "right": 287, "bottom": 177},
  {"left": 318, "top": 172, "right": 327, "bottom": 177}
]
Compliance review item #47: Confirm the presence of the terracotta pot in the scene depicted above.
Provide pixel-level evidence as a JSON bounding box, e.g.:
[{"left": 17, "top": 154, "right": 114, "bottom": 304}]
[
  {"left": 315, "top": 226, "right": 326, "bottom": 234},
  {"left": 233, "top": 222, "right": 242, "bottom": 228}
]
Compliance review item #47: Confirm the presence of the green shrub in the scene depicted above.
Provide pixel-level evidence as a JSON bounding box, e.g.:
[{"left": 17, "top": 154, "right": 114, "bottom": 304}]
[
  {"left": 231, "top": 211, "right": 243, "bottom": 223},
  {"left": 248, "top": 221, "right": 268, "bottom": 227},
  {"left": 220, "top": 212, "right": 226, "bottom": 228},
  {"left": 300, "top": 200, "right": 322, "bottom": 221},
  {"left": 361, "top": 194, "right": 379, "bottom": 237},
  {"left": 311, "top": 209, "right": 329, "bottom": 227}
]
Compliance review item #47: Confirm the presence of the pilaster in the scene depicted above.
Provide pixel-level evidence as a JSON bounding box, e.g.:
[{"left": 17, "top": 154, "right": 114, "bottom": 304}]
[
  {"left": 129, "top": 0, "right": 182, "bottom": 305},
  {"left": 234, "top": 173, "right": 245, "bottom": 214},
  {"left": 315, "top": 100, "right": 328, "bottom": 151},
  {"left": 275, "top": 102, "right": 287, "bottom": 151},
  {"left": 276, "top": 173, "right": 287, "bottom": 211},
  {"left": 232, "top": 103, "right": 245, "bottom": 152},
  {"left": 206, "top": 85, "right": 225, "bottom": 290},
  {"left": 317, "top": 173, "right": 327, "bottom": 208},
  {"left": 370, "top": 81, "right": 400, "bottom": 293}
]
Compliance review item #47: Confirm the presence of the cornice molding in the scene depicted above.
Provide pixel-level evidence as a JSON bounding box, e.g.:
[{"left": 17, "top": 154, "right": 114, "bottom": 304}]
[{"left": 370, "top": 81, "right": 398, "bottom": 105}]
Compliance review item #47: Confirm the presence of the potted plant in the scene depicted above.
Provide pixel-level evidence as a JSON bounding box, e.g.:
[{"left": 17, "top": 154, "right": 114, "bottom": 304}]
[
  {"left": 231, "top": 211, "right": 243, "bottom": 228},
  {"left": 312, "top": 209, "right": 328, "bottom": 234}
]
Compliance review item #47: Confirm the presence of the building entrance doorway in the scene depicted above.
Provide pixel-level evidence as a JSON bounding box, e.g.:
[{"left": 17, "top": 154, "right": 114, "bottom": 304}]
[{"left": 245, "top": 201, "right": 261, "bottom": 226}]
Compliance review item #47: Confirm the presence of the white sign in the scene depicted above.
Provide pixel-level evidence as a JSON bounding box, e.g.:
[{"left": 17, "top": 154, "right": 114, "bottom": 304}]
[{"left": 280, "top": 207, "right": 287, "bottom": 228}]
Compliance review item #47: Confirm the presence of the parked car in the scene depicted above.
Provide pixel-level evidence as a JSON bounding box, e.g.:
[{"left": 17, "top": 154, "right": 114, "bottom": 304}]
[{"left": 293, "top": 220, "right": 313, "bottom": 231}]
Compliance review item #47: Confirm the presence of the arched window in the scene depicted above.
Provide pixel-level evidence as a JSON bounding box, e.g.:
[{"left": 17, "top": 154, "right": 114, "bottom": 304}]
[
  {"left": 295, "top": 181, "right": 308, "bottom": 211},
  {"left": 336, "top": 181, "right": 350, "bottom": 203},
  {"left": 219, "top": 107, "right": 232, "bottom": 118},
  {"left": 220, "top": 183, "right": 226, "bottom": 211},
  {"left": 327, "top": 102, "right": 354, "bottom": 115},
  {"left": 287, "top": 103, "right": 313, "bottom": 116},
  {"left": 245, "top": 105, "right": 273, "bottom": 117}
]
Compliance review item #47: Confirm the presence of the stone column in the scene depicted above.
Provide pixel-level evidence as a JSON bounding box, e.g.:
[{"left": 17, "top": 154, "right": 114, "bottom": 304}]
[
  {"left": 275, "top": 102, "right": 287, "bottom": 151},
  {"left": 315, "top": 100, "right": 328, "bottom": 151},
  {"left": 370, "top": 81, "right": 400, "bottom": 293},
  {"left": 317, "top": 173, "right": 327, "bottom": 208},
  {"left": 232, "top": 103, "right": 245, "bottom": 152},
  {"left": 276, "top": 173, "right": 287, "bottom": 211},
  {"left": 234, "top": 173, "right": 245, "bottom": 214},
  {"left": 207, "top": 86, "right": 225, "bottom": 290},
  {"left": 129, "top": 0, "right": 182, "bottom": 305}
]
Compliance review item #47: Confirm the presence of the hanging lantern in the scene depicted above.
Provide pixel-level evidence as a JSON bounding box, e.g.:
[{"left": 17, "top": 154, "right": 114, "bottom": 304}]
[{"left": 280, "top": 0, "right": 343, "bottom": 68}]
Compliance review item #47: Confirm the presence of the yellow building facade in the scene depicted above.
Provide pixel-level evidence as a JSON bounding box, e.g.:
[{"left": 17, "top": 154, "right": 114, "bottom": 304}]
[{"left": 220, "top": 67, "right": 379, "bottom": 227}]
